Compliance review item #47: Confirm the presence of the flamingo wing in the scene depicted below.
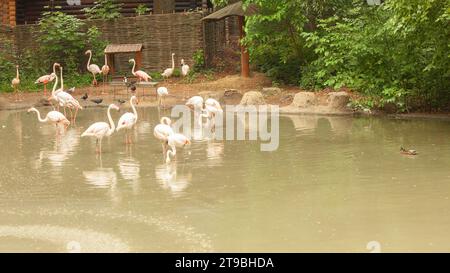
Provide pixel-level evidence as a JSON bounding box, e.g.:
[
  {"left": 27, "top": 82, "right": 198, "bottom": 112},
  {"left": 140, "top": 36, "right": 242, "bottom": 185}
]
[
  {"left": 154, "top": 124, "right": 173, "bottom": 141},
  {"left": 116, "top": 112, "right": 136, "bottom": 131},
  {"left": 182, "top": 65, "right": 190, "bottom": 76},
  {"left": 136, "top": 70, "right": 151, "bottom": 81},
  {"left": 47, "top": 111, "right": 68, "bottom": 123},
  {"left": 89, "top": 64, "right": 102, "bottom": 74},
  {"left": 82, "top": 122, "right": 109, "bottom": 137}
]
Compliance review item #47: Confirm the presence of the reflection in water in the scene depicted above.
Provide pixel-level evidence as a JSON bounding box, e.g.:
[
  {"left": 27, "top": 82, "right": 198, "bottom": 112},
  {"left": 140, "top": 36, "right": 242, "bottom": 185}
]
[
  {"left": 155, "top": 163, "right": 192, "bottom": 197},
  {"left": 206, "top": 141, "right": 224, "bottom": 166},
  {"left": 118, "top": 157, "right": 141, "bottom": 194},
  {"left": 83, "top": 168, "right": 117, "bottom": 189},
  {"left": 36, "top": 128, "right": 80, "bottom": 170}
]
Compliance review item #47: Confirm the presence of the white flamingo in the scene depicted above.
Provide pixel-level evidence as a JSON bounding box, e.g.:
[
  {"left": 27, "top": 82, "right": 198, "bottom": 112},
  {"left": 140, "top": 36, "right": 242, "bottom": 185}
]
[
  {"left": 129, "top": 59, "right": 151, "bottom": 82},
  {"left": 165, "top": 133, "right": 191, "bottom": 164},
  {"left": 28, "top": 107, "right": 70, "bottom": 133},
  {"left": 157, "top": 87, "right": 169, "bottom": 108},
  {"left": 204, "top": 98, "right": 223, "bottom": 132},
  {"left": 82, "top": 104, "right": 120, "bottom": 154},
  {"left": 154, "top": 117, "right": 174, "bottom": 156},
  {"left": 186, "top": 96, "right": 204, "bottom": 109},
  {"left": 85, "top": 50, "right": 101, "bottom": 85},
  {"left": 116, "top": 96, "right": 138, "bottom": 144},
  {"left": 52, "top": 66, "right": 83, "bottom": 123},
  {"left": 35, "top": 63, "right": 58, "bottom": 96},
  {"left": 161, "top": 53, "right": 175, "bottom": 80},
  {"left": 181, "top": 59, "right": 190, "bottom": 77},
  {"left": 11, "top": 65, "right": 20, "bottom": 102}
]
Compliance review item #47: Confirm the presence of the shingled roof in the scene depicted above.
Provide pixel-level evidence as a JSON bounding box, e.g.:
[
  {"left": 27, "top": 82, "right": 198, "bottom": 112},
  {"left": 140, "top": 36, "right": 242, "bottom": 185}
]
[
  {"left": 202, "top": 1, "right": 259, "bottom": 21},
  {"left": 104, "top": 44, "right": 143, "bottom": 54}
]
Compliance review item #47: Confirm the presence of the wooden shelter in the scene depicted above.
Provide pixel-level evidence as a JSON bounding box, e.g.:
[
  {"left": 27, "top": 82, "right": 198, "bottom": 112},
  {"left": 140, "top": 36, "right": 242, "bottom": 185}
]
[
  {"left": 104, "top": 43, "right": 143, "bottom": 76},
  {"left": 202, "top": 1, "right": 258, "bottom": 78}
]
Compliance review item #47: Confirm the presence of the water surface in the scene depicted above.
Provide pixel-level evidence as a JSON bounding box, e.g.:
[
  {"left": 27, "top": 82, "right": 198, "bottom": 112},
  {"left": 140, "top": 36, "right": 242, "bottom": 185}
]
[{"left": 1, "top": 107, "right": 450, "bottom": 252}]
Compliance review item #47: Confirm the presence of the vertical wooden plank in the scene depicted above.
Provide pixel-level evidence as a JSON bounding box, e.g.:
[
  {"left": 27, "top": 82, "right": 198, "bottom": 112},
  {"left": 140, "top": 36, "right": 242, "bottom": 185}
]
[
  {"left": 136, "top": 51, "right": 142, "bottom": 70},
  {"left": 8, "top": 0, "right": 15, "bottom": 26},
  {"left": 238, "top": 16, "right": 249, "bottom": 78}
]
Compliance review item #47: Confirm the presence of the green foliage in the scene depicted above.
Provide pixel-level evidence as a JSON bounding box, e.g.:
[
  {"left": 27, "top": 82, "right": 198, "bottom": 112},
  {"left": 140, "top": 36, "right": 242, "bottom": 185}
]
[
  {"left": 245, "top": 0, "right": 450, "bottom": 111},
  {"left": 193, "top": 49, "right": 205, "bottom": 72},
  {"left": 135, "top": 4, "right": 150, "bottom": 16},
  {"left": 211, "top": 0, "right": 229, "bottom": 8},
  {"left": 83, "top": 0, "right": 122, "bottom": 20},
  {"left": 302, "top": 0, "right": 450, "bottom": 111}
]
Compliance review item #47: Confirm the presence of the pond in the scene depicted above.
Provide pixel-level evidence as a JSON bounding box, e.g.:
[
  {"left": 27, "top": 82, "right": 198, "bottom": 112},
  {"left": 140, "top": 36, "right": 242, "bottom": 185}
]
[{"left": 0, "top": 107, "right": 450, "bottom": 252}]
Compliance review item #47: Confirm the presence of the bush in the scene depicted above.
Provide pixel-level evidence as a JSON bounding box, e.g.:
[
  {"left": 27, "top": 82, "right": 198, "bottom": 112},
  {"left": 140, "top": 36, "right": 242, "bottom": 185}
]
[{"left": 83, "top": 0, "right": 122, "bottom": 20}]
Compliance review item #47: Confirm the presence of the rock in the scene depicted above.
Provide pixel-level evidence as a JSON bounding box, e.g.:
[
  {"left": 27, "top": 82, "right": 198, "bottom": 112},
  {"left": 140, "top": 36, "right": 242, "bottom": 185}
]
[
  {"left": 261, "top": 87, "right": 282, "bottom": 97},
  {"left": 224, "top": 89, "right": 242, "bottom": 98},
  {"left": 292, "top": 92, "right": 317, "bottom": 108},
  {"left": 327, "top": 92, "right": 350, "bottom": 110},
  {"left": 240, "top": 91, "right": 266, "bottom": 105},
  {"left": 198, "top": 91, "right": 225, "bottom": 104},
  {"left": 280, "top": 93, "right": 295, "bottom": 104}
]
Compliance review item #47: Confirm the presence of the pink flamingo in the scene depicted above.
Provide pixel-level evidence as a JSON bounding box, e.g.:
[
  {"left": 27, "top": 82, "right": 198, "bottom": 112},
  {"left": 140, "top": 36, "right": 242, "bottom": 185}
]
[
  {"left": 154, "top": 117, "right": 174, "bottom": 157},
  {"left": 81, "top": 104, "right": 120, "bottom": 154},
  {"left": 129, "top": 59, "right": 151, "bottom": 82},
  {"left": 85, "top": 50, "right": 101, "bottom": 86},
  {"left": 101, "top": 54, "right": 110, "bottom": 94},
  {"left": 35, "top": 63, "right": 58, "bottom": 96}
]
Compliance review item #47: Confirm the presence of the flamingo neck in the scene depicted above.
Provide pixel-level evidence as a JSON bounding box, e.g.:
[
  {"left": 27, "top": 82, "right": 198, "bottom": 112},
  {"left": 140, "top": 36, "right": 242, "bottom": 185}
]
[
  {"left": 16, "top": 66, "right": 19, "bottom": 79},
  {"left": 107, "top": 105, "right": 116, "bottom": 135},
  {"left": 87, "top": 51, "right": 92, "bottom": 70},
  {"left": 131, "top": 60, "right": 136, "bottom": 76},
  {"left": 51, "top": 72, "right": 59, "bottom": 96},
  {"left": 104, "top": 55, "right": 108, "bottom": 66},
  {"left": 171, "top": 54, "right": 175, "bottom": 70},
  {"left": 59, "top": 67, "right": 64, "bottom": 91},
  {"left": 130, "top": 97, "right": 138, "bottom": 121},
  {"left": 31, "top": 108, "right": 48, "bottom": 123},
  {"left": 53, "top": 63, "right": 58, "bottom": 74}
]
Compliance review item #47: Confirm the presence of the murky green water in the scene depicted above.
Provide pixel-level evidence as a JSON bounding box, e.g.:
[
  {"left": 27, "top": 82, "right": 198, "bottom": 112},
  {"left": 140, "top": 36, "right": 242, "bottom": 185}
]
[{"left": 1, "top": 107, "right": 450, "bottom": 252}]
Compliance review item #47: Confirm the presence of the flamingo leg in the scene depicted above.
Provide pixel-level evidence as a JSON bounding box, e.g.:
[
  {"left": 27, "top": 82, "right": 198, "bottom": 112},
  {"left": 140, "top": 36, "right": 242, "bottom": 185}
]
[
  {"left": 44, "top": 84, "right": 47, "bottom": 96},
  {"left": 96, "top": 139, "right": 100, "bottom": 154}
]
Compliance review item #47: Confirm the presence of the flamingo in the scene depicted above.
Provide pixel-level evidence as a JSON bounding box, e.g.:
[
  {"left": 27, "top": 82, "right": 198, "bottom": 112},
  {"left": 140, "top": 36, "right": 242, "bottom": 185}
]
[
  {"left": 161, "top": 53, "right": 175, "bottom": 81},
  {"left": 28, "top": 107, "right": 70, "bottom": 132},
  {"left": 85, "top": 50, "right": 101, "bottom": 85},
  {"left": 154, "top": 117, "right": 174, "bottom": 156},
  {"left": 101, "top": 54, "right": 110, "bottom": 93},
  {"left": 35, "top": 63, "right": 58, "bottom": 96},
  {"left": 129, "top": 59, "right": 151, "bottom": 82},
  {"left": 185, "top": 96, "right": 204, "bottom": 109},
  {"left": 204, "top": 98, "right": 223, "bottom": 132},
  {"left": 157, "top": 87, "right": 169, "bottom": 108},
  {"left": 11, "top": 65, "right": 20, "bottom": 102},
  {"left": 181, "top": 59, "right": 190, "bottom": 98},
  {"left": 51, "top": 66, "right": 83, "bottom": 123},
  {"left": 181, "top": 59, "right": 190, "bottom": 77},
  {"left": 116, "top": 95, "right": 139, "bottom": 144},
  {"left": 81, "top": 104, "right": 120, "bottom": 154},
  {"left": 165, "top": 133, "right": 191, "bottom": 164}
]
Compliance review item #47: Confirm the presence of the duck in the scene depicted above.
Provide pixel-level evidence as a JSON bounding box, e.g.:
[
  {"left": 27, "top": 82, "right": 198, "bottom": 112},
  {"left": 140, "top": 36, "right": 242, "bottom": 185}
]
[
  {"left": 91, "top": 98, "right": 103, "bottom": 105},
  {"left": 81, "top": 93, "right": 88, "bottom": 100},
  {"left": 400, "top": 147, "right": 417, "bottom": 156}
]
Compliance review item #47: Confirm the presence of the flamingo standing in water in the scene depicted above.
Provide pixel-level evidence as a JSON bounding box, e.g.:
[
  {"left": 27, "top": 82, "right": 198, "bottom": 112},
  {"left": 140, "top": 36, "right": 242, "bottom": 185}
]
[
  {"left": 82, "top": 104, "right": 120, "bottom": 154},
  {"left": 116, "top": 96, "right": 138, "bottom": 144},
  {"left": 204, "top": 98, "right": 223, "bottom": 132},
  {"left": 35, "top": 63, "right": 58, "bottom": 96},
  {"left": 154, "top": 117, "right": 174, "bottom": 156},
  {"left": 165, "top": 133, "right": 191, "bottom": 164},
  {"left": 28, "top": 107, "right": 70, "bottom": 132},
  {"left": 85, "top": 50, "right": 101, "bottom": 86},
  {"left": 101, "top": 54, "right": 110, "bottom": 93},
  {"left": 11, "top": 65, "right": 20, "bottom": 102},
  {"left": 157, "top": 87, "right": 169, "bottom": 108},
  {"left": 161, "top": 53, "right": 175, "bottom": 81}
]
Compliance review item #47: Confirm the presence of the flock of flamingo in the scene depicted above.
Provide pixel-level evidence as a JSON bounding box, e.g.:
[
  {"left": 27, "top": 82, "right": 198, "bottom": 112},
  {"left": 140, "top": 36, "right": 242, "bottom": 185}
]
[{"left": 21, "top": 50, "right": 222, "bottom": 164}]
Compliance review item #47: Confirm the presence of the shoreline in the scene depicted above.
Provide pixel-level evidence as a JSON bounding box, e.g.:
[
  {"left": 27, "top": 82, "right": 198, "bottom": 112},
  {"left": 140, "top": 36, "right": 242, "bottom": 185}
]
[{"left": 1, "top": 73, "right": 449, "bottom": 120}]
